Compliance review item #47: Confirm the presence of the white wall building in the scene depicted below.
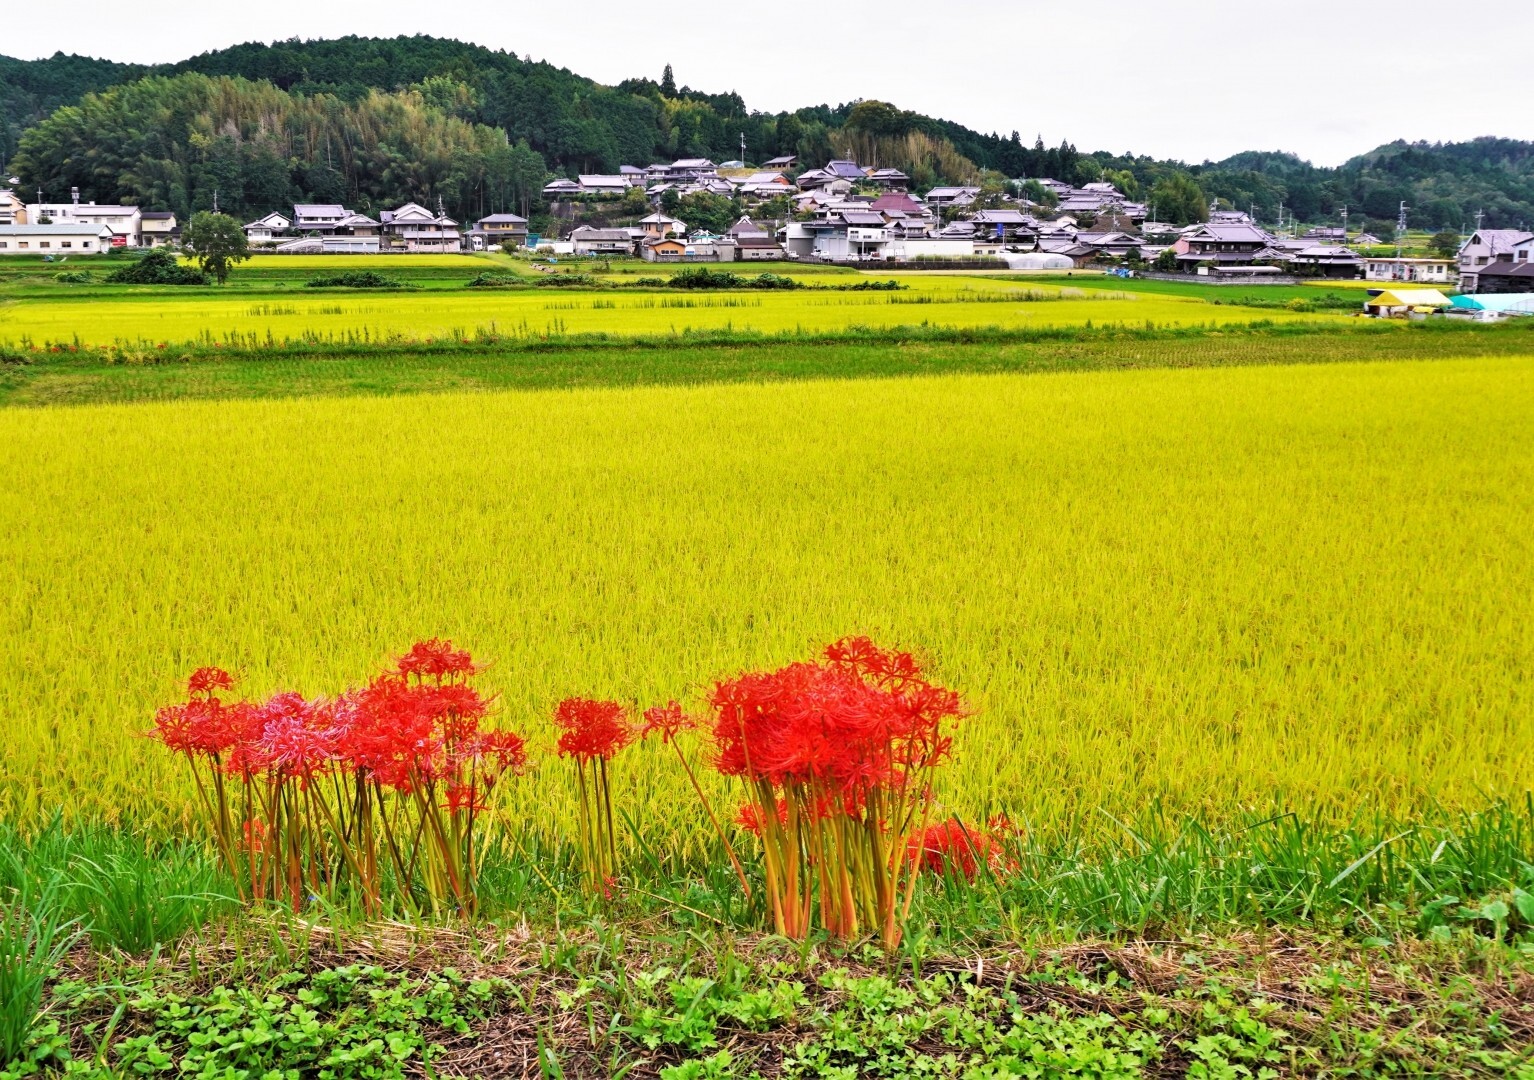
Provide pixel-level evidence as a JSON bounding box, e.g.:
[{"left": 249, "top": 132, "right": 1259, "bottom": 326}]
[
  {"left": 25, "top": 198, "right": 142, "bottom": 246},
  {"left": 0, "top": 222, "right": 113, "bottom": 254},
  {"left": 1363, "top": 257, "right": 1455, "bottom": 284}
]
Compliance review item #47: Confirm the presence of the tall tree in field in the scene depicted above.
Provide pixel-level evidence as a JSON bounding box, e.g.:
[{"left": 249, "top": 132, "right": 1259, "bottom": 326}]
[{"left": 182, "top": 212, "right": 250, "bottom": 285}]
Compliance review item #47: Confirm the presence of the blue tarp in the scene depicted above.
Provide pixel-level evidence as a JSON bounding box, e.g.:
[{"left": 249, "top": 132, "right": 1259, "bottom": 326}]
[{"left": 1451, "top": 294, "right": 1534, "bottom": 314}]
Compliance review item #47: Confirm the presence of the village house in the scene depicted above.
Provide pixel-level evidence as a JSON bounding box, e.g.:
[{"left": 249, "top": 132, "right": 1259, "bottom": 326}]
[
  {"left": 576, "top": 175, "right": 632, "bottom": 197},
  {"left": 639, "top": 212, "right": 686, "bottom": 239},
  {"left": 792, "top": 171, "right": 854, "bottom": 195},
  {"left": 645, "top": 159, "right": 720, "bottom": 187},
  {"left": 1173, "top": 223, "right": 1284, "bottom": 272},
  {"left": 1285, "top": 245, "right": 1361, "bottom": 278},
  {"left": 870, "top": 192, "right": 930, "bottom": 220},
  {"left": 27, "top": 194, "right": 142, "bottom": 246},
  {"left": 1469, "top": 255, "right": 1534, "bottom": 294},
  {"left": 824, "top": 160, "right": 869, "bottom": 183},
  {"left": 471, "top": 213, "right": 530, "bottom": 250},
  {"left": 272, "top": 204, "right": 382, "bottom": 253},
  {"left": 641, "top": 236, "right": 686, "bottom": 262},
  {"left": 734, "top": 171, "right": 793, "bottom": 199},
  {"left": 1458, "top": 229, "right": 1534, "bottom": 291},
  {"left": 379, "top": 203, "right": 461, "bottom": 253},
  {"left": 139, "top": 211, "right": 178, "bottom": 247},
  {"left": 541, "top": 178, "right": 582, "bottom": 198},
  {"left": 1303, "top": 226, "right": 1348, "bottom": 243},
  {"left": 726, "top": 216, "right": 768, "bottom": 240},
  {"left": 243, "top": 212, "right": 292, "bottom": 246},
  {"left": 802, "top": 209, "right": 891, "bottom": 261},
  {"left": 0, "top": 189, "right": 24, "bottom": 225},
  {"left": 735, "top": 234, "right": 785, "bottom": 260},
  {"left": 762, "top": 155, "right": 797, "bottom": 170},
  {"left": 1362, "top": 256, "right": 1455, "bottom": 284},
  {"left": 969, "top": 208, "right": 1036, "bottom": 244},
  {"left": 1075, "top": 229, "right": 1144, "bottom": 259},
  {"left": 0, "top": 222, "right": 112, "bottom": 254},
  {"left": 865, "top": 168, "right": 910, "bottom": 191},
  {"left": 291, "top": 203, "right": 351, "bottom": 232},
  {"left": 924, "top": 186, "right": 981, "bottom": 210},
  {"left": 569, "top": 226, "right": 638, "bottom": 256}
]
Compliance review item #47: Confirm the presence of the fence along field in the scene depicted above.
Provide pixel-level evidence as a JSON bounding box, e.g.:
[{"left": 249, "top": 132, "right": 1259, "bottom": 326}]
[{"left": 1, "top": 356, "right": 1529, "bottom": 846}]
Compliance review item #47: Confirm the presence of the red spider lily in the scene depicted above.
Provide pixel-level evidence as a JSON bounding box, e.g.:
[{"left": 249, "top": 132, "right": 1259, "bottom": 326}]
[
  {"left": 554, "top": 697, "right": 634, "bottom": 761},
  {"left": 255, "top": 693, "right": 342, "bottom": 781},
  {"left": 556, "top": 697, "right": 632, "bottom": 896},
  {"left": 395, "top": 638, "right": 479, "bottom": 682},
  {"left": 706, "top": 638, "right": 966, "bottom": 948},
  {"left": 151, "top": 642, "right": 523, "bottom": 918},
  {"left": 735, "top": 798, "right": 789, "bottom": 836},
  {"left": 188, "top": 667, "right": 236, "bottom": 695},
  {"left": 640, "top": 700, "right": 694, "bottom": 744},
  {"left": 446, "top": 783, "right": 488, "bottom": 814},
  {"left": 908, "top": 820, "right": 1008, "bottom": 881},
  {"left": 467, "top": 728, "right": 529, "bottom": 776}
]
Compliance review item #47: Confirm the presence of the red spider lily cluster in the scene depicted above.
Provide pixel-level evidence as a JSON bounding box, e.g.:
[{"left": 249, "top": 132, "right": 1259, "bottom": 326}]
[
  {"left": 708, "top": 637, "right": 965, "bottom": 948},
  {"left": 149, "top": 642, "right": 524, "bottom": 914},
  {"left": 553, "top": 697, "right": 634, "bottom": 894},
  {"left": 906, "top": 818, "right": 1016, "bottom": 881},
  {"left": 154, "top": 634, "right": 981, "bottom": 949}
]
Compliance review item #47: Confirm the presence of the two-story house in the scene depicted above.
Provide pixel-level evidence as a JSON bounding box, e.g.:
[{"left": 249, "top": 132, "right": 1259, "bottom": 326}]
[
  {"left": 290, "top": 204, "right": 352, "bottom": 233},
  {"left": 1458, "top": 229, "right": 1534, "bottom": 291},
  {"left": 1173, "top": 223, "right": 1283, "bottom": 271},
  {"left": 379, "top": 203, "right": 461, "bottom": 253},
  {"left": 28, "top": 196, "right": 142, "bottom": 246},
  {"left": 244, "top": 211, "right": 292, "bottom": 246},
  {"left": 473, "top": 213, "right": 529, "bottom": 250},
  {"left": 140, "top": 211, "right": 178, "bottom": 247}
]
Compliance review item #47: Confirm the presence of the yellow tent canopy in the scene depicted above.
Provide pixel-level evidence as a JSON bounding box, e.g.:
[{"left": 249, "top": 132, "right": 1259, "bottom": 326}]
[{"left": 1365, "top": 289, "right": 1450, "bottom": 309}]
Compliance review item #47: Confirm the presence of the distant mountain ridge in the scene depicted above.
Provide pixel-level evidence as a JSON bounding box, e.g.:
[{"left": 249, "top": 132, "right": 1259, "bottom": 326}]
[{"left": 4, "top": 36, "right": 1533, "bottom": 230}]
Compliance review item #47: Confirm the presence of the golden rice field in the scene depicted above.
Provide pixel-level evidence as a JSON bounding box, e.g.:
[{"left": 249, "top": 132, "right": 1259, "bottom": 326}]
[
  {"left": 1, "top": 355, "right": 1530, "bottom": 848},
  {"left": 0, "top": 274, "right": 1344, "bottom": 348}
]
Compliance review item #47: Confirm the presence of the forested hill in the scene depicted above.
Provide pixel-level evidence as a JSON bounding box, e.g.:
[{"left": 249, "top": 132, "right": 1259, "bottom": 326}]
[{"left": 4, "top": 35, "right": 1533, "bottom": 230}]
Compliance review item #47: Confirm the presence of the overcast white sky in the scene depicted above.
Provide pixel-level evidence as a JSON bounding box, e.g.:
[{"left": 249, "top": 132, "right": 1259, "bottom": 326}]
[{"left": 7, "top": 0, "right": 1532, "bottom": 166}]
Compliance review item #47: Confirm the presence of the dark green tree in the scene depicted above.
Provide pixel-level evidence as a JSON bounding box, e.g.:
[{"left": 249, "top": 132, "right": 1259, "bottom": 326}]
[
  {"left": 182, "top": 211, "right": 250, "bottom": 285},
  {"left": 660, "top": 64, "right": 676, "bottom": 96},
  {"left": 1428, "top": 229, "right": 1462, "bottom": 258},
  {"left": 1150, "top": 172, "right": 1208, "bottom": 225}
]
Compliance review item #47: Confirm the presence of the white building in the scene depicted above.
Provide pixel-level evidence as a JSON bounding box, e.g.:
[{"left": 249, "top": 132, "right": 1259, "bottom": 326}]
[
  {"left": 244, "top": 212, "right": 292, "bottom": 245},
  {"left": 25, "top": 197, "right": 142, "bottom": 246},
  {"left": 0, "top": 222, "right": 113, "bottom": 254},
  {"left": 1362, "top": 256, "right": 1455, "bottom": 284},
  {"left": 0, "top": 189, "right": 24, "bottom": 226}
]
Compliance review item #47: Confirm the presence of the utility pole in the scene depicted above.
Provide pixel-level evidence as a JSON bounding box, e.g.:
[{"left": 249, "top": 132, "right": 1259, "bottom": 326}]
[
  {"left": 211, "top": 189, "right": 219, "bottom": 214},
  {"left": 1473, "top": 208, "right": 1484, "bottom": 235},
  {"left": 1396, "top": 200, "right": 1409, "bottom": 259},
  {"left": 1340, "top": 205, "right": 1348, "bottom": 243},
  {"left": 740, "top": 132, "right": 747, "bottom": 165}
]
